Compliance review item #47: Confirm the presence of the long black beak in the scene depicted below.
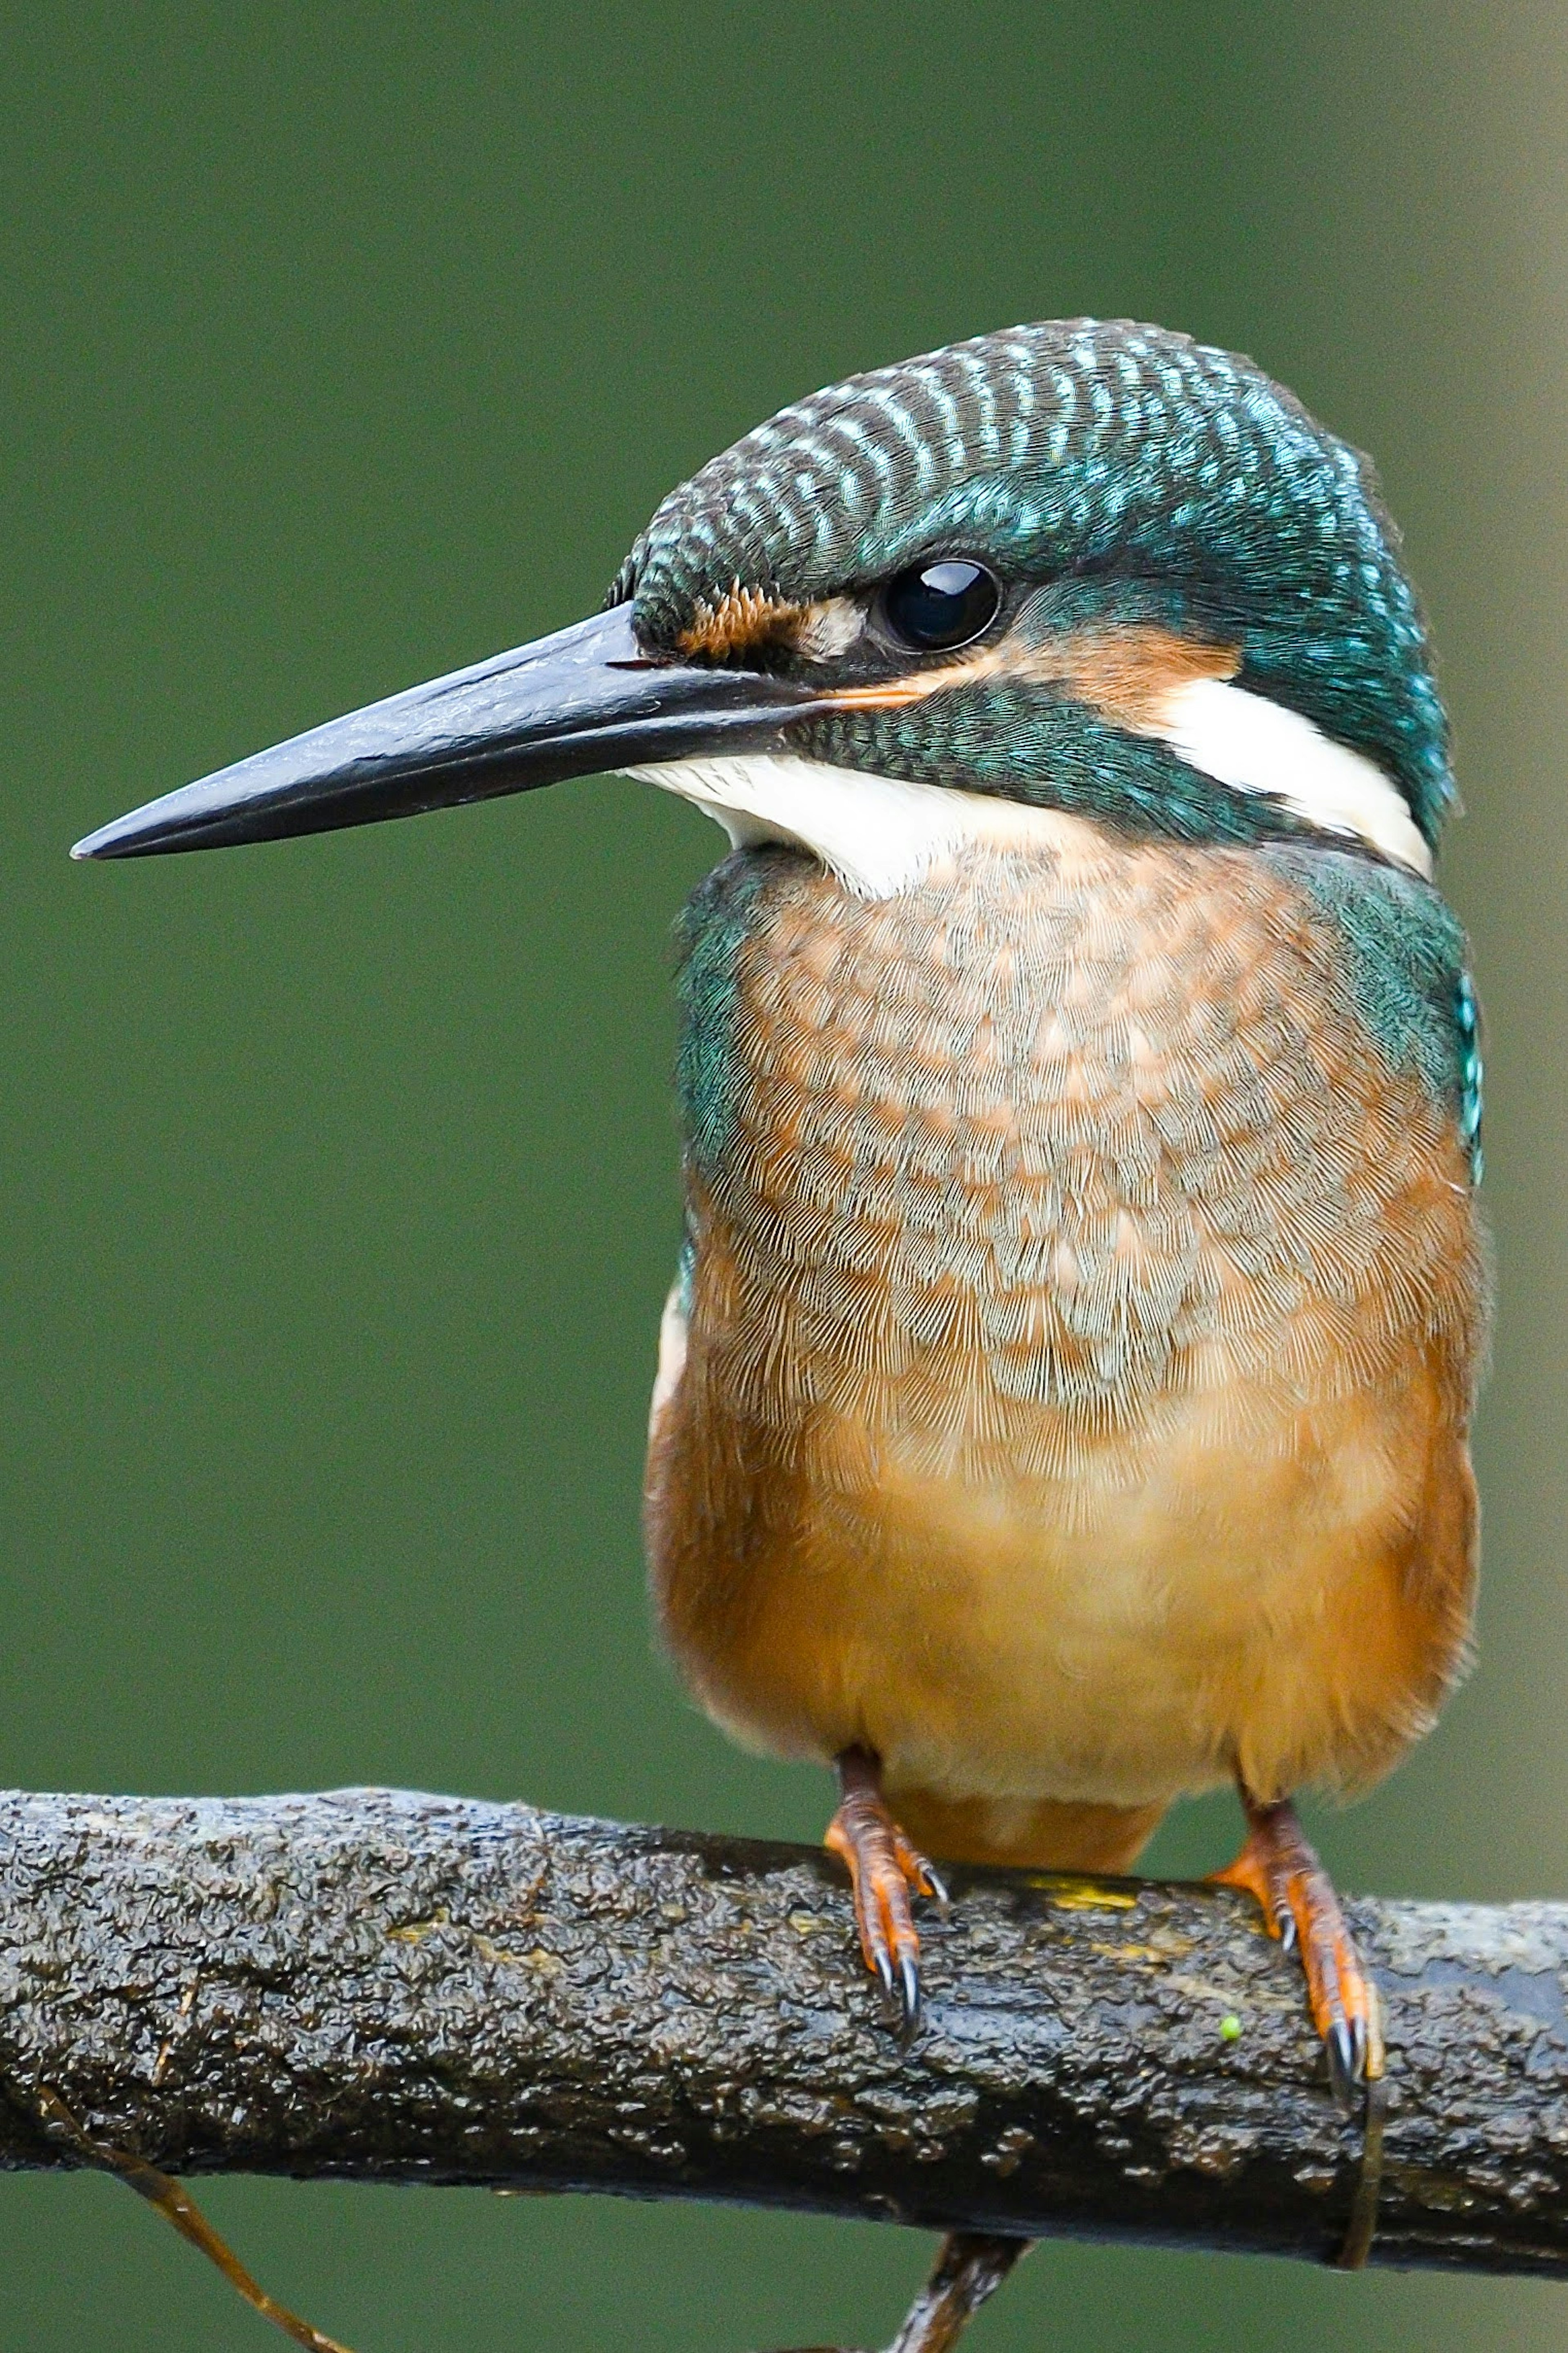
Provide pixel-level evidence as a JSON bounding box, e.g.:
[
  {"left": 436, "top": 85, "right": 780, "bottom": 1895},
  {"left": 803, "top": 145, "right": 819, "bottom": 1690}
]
[{"left": 71, "top": 604, "right": 826, "bottom": 860}]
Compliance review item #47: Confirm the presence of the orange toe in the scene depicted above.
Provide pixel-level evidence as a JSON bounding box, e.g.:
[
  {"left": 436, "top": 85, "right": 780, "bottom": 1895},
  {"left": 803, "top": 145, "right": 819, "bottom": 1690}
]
[
  {"left": 1212, "top": 1794, "right": 1384, "bottom": 2112},
  {"left": 826, "top": 1753, "right": 945, "bottom": 2030}
]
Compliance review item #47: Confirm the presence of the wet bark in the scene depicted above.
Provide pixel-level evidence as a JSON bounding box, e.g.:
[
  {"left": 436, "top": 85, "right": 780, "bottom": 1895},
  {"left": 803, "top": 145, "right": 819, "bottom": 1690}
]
[{"left": 0, "top": 1788, "right": 1564, "bottom": 2275}]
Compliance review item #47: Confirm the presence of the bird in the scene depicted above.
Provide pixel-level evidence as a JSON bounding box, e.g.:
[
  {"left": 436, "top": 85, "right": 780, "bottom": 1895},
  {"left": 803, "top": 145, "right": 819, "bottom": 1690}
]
[{"left": 74, "top": 318, "right": 1488, "bottom": 2129}]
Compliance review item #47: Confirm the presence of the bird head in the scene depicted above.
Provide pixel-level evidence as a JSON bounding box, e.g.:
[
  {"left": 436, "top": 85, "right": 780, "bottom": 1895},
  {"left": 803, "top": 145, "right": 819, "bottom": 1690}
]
[{"left": 74, "top": 320, "right": 1447, "bottom": 887}]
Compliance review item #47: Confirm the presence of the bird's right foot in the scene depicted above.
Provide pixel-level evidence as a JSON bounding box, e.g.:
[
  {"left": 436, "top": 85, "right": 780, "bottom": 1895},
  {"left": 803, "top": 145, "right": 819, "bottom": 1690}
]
[
  {"left": 825, "top": 1745, "right": 947, "bottom": 2032},
  {"left": 1211, "top": 1787, "right": 1384, "bottom": 2114}
]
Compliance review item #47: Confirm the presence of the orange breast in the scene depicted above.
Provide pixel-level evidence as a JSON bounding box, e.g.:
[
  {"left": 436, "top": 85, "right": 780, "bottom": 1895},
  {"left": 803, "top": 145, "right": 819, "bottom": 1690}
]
[{"left": 644, "top": 823, "right": 1486, "bottom": 1834}]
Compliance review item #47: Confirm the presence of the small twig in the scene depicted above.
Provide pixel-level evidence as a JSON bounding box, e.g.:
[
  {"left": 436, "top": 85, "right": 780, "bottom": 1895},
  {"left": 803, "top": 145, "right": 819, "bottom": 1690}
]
[
  {"left": 1334, "top": 2071, "right": 1389, "bottom": 2271},
  {"left": 35, "top": 2089, "right": 356, "bottom": 2353},
  {"left": 765, "top": 2231, "right": 1031, "bottom": 2353},
  {"left": 886, "top": 2234, "right": 1032, "bottom": 2353}
]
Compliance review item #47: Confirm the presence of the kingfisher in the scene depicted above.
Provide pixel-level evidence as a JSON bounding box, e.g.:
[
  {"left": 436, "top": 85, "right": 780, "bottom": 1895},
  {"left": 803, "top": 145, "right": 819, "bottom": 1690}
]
[{"left": 75, "top": 320, "right": 1488, "bottom": 2120}]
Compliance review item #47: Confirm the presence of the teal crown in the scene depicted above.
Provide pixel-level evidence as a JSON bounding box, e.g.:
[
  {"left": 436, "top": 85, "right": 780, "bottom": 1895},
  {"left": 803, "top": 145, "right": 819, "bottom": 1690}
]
[{"left": 611, "top": 320, "right": 1451, "bottom": 845}]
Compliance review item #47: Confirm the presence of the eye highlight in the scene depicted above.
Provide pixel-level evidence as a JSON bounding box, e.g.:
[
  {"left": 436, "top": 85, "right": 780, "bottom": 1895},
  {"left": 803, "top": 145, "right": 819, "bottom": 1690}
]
[{"left": 878, "top": 558, "right": 1001, "bottom": 653}]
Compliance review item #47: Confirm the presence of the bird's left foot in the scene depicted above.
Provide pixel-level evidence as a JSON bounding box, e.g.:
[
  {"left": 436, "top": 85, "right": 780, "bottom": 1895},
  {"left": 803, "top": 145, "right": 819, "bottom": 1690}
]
[
  {"left": 1212, "top": 1789, "right": 1384, "bottom": 2115},
  {"left": 825, "top": 1746, "right": 948, "bottom": 2032}
]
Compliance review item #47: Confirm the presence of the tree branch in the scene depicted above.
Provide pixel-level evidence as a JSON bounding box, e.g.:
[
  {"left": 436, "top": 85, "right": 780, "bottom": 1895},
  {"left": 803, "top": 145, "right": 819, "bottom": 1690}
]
[{"left": 0, "top": 1789, "right": 1564, "bottom": 2277}]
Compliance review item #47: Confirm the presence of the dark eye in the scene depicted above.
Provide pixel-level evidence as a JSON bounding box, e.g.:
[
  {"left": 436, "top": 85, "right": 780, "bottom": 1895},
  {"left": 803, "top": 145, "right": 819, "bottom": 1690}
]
[{"left": 879, "top": 558, "right": 1001, "bottom": 653}]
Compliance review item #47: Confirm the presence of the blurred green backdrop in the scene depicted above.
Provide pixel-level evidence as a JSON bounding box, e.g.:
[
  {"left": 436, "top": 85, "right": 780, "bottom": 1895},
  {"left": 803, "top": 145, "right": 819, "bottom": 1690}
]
[{"left": 4, "top": 2, "right": 1568, "bottom": 2346}]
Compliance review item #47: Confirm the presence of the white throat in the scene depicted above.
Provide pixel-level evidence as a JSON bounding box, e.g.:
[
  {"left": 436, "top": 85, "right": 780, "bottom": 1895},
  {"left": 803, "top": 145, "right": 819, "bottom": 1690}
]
[
  {"left": 622, "top": 679, "right": 1432, "bottom": 898},
  {"left": 619, "top": 753, "right": 1054, "bottom": 894}
]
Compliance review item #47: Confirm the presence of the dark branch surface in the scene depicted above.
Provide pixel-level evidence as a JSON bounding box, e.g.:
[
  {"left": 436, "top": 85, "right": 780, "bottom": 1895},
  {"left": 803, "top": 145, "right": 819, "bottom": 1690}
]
[{"left": 0, "top": 1789, "right": 1565, "bottom": 2275}]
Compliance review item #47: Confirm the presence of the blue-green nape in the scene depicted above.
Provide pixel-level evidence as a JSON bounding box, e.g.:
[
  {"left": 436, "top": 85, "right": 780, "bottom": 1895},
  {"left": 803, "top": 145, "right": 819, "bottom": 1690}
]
[{"left": 610, "top": 319, "right": 1452, "bottom": 850}]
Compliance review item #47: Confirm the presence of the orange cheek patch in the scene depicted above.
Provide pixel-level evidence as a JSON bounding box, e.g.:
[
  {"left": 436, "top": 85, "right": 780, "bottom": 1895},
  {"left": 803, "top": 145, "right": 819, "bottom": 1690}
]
[
  {"left": 825, "top": 625, "right": 1241, "bottom": 722},
  {"left": 1048, "top": 626, "right": 1241, "bottom": 727}
]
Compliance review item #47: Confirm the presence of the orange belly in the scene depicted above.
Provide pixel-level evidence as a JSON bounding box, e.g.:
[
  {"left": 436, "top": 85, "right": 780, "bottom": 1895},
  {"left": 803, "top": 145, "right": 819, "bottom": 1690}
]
[
  {"left": 649, "top": 1304, "right": 1475, "bottom": 1825},
  {"left": 644, "top": 827, "right": 1486, "bottom": 1864}
]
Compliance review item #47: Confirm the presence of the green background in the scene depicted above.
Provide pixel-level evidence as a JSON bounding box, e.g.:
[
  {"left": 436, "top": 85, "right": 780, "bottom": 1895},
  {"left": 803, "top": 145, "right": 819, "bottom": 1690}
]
[{"left": 4, "top": 3, "right": 1568, "bottom": 2345}]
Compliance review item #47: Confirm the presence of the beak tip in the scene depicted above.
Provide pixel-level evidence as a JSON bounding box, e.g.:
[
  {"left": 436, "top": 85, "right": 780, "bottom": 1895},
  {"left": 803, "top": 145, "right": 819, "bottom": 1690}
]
[{"left": 70, "top": 824, "right": 126, "bottom": 861}]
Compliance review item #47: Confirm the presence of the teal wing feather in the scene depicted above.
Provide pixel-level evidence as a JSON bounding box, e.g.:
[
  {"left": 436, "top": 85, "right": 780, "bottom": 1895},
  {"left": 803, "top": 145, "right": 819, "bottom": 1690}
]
[{"left": 1263, "top": 844, "right": 1482, "bottom": 1184}]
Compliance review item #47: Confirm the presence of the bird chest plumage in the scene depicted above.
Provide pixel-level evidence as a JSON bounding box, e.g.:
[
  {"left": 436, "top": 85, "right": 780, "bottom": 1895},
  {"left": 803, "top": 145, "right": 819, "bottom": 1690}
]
[{"left": 645, "top": 820, "right": 1485, "bottom": 1831}]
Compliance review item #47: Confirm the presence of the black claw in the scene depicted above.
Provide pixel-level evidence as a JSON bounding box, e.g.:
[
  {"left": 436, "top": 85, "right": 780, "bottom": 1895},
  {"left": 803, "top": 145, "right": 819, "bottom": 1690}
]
[
  {"left": 1325, "top": 2019, "right": 1362, "bottom": 2113},
  {"left": 873, "top": 1947, "right": 896, "bottom": 2003},
  {"left": 924, "top": 1862, "right": 951, "bottom": 1914},
  {"left": 898, "top": 1953, "right": 922, "bottom": 2031},
  {"left": 1278, "top": 1911, "right": 1298, "bottom": 1956}
]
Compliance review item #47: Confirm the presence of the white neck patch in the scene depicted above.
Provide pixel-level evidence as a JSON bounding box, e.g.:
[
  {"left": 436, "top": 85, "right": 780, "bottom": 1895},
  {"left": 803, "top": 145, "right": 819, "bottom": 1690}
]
[
  {"left": 622, "top": 680, "right": 1432, "bottom": 899},
  {"left": 1152, "top": 676, "right": 1432, "bottom": 878}
]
